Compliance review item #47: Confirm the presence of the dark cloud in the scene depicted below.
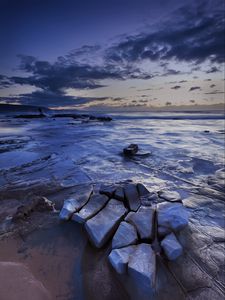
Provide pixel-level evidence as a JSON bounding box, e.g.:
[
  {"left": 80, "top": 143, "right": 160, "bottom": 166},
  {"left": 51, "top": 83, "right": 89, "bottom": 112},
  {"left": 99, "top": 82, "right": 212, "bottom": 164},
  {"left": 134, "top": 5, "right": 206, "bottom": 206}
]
[
  {"left": 171, "top": 85, "right": 181, "bottom": 90},
  {"left": 210, "top": 84, "right": 216, "bottom": 88},
  {"left": 166, "top": 101, "right": 172, "bottom": 106},
  {"left": 189, "top": 86, "right": 201, "bottom": 91},
  {"left": 204, "top": 78, "right": 212, "bottom": 81},
  {"left": 179, "top": 80, "right": 188, "bottom": 83},
  {"left": 206, "top": 66, "right": 220, "bottom": 73},
  {"left": 205, "top": 90, "right": 224, "bottom": 95},
  {"left": 0, "top": 75, "right": 12, "bottom": 88},
  {"left": 106, "top": 1, "right": 224, "bottom": 65},
  {"left": 190, "top": 99, "right": 195, "bottom": 103}
]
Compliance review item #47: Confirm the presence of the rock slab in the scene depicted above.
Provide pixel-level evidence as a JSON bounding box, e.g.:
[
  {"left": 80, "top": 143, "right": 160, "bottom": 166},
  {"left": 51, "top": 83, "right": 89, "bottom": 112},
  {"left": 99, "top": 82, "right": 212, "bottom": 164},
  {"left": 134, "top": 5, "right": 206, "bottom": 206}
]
[
  {"left": 125, "top": 206, "right": 155, "bottom": 240},
  {"left": 159, "top": 190, "right": 181, "bottom": 202},
  {"left": 157, "top": 202, "right": 189, "bottom": 231},
  {"left": 112, "top": 221, "right": 138, "bottom": 249},
  {"left": 85, "top": 199, "right": 127, "bottom": 248},
  {"left": 161, "top": 232, "right": 183, "bottom": 261},
  {"left": 108, "top": 245, "right": 136, "bottom": 274},
  {"left": 124, "top": 184, "right": 141, "bottom": 211},
  {"left": 72, "top": 194, "right": 108, "bottom": 223},
  {"left": 128, "top": 243, "right": 156, "bottom": 290}
]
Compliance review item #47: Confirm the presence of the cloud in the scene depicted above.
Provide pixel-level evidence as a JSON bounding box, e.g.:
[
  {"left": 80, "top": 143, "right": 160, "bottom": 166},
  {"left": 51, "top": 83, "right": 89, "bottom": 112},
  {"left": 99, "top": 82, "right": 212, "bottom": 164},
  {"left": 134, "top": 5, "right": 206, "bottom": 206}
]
[
  {"left": 210, "top": 84, "right": 216, "bottom": 88},
  {"left": 106, "top": 1, "right": 224, "bottom": 65},
  {"left": 190, "top": 100, "right": 195, "bottom": 103},
  {"left": 206, "top": 66, "right": 220, "bottom": 73},
  {"left": 171, "top": 85, "right": 181, "bottom": 90},
  {"left": 204, "top": 90, "right": 224, "bottom": 95},
  {"left": 189, "top": 86, "right": 201, "bottom": 91}
]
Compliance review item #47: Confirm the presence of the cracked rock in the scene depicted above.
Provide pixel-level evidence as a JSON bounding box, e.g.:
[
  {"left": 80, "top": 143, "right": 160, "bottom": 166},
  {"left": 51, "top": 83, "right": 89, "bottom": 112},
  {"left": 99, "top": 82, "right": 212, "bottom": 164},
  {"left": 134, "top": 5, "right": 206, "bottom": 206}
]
[
  {"left": 108, "top": 245, "right": 136, "bottom": 274},
  {"left": 161, "top": 232, "right": 183, "bottom": 261},
  {"left": 158, "top": 190, "right": 181, "bottom": 202},
  {"left": 85, "top": 199, "right": 127, "bottom": 248},
  {"left": 112, "top": 221, "right": 138, "bottom": 249},
  {"left": 124, "top": 184, "right": 141, "bottom": 211}
]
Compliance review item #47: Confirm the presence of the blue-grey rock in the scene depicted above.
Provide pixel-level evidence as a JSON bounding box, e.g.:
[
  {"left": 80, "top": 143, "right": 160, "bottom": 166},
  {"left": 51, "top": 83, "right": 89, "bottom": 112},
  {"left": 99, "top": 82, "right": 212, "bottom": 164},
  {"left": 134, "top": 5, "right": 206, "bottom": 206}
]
[
  {"left": 158, "top": 226, "right": 171, "bottom": 238},
  {"left": 108, "top": 245, "right": 136, "bottom": 274},
  {"left": 161, "top": 232, "right": 183, "bottom": 261},
  {"left": 158, "top": 190, "right": 181, "bottom": 202},
  {"left": 85, "top": 199, "right": 128, "bottom": 248},
  {"left": 124, "top": 184, "right": 141, "bottom": 211},
  {"left": 59, "top": 185, "right": 93, "bottom": 220},
  {"left": 137, "top": 183, "right": 150, "bottom": 197},
  {"left": 99, "top": 184, "right": 116, "bottom": 197},
  {"left": 112, "top": 221, "right": 138, "bottom": 249},
  {"left": 71, "top": 194, "right": 108, "bottom": 224},
  {"left": 114, "top": 187, "right": 125, "bottom": 201},
  {"left": 125, "top": 206, "right": 155, "bottom": 240},
  {"left": 128, "top": 243, "right": 156, "bottom": 290},
  {"left": 157, "top": 202, "right": 189, "bottom": 231}
]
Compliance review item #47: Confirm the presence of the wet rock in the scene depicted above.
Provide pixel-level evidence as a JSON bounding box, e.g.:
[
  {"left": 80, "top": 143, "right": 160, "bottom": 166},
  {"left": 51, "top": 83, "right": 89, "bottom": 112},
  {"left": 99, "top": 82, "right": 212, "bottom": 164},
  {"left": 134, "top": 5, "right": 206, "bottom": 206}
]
[
  {"left": 123, "top": 144, "right": 138, "bottom": 156},
  {"left": 59, "top": 186, "right": 93, "bottom": 220},
  {"left": 72, "top": 194, "right": 108, "bottom": 224},
  {"left": 85, "top": 199, "right": 127, "bottom": 248},
  {"left": 161, "top": 232, "right": 183, "bottom": 261},
  {"left": 158, "top": 190, "right": 181, "bottom": 202},
  {"left": 128, "top": 243, "right": 156, "bottom": 290},
  {"left": 112, "top": 221, "right": 138, "bottom": 249},
  {"left": 125, "top": 206, "right": 155, "bottom": 240},
  {"left": 157, "top": 202, "right": 189, "bottom": 231},
  {"left": 124, "top": 184, "right": 141, "bottom": 211},
  {"left": 108, "top": 245, "right": 136, "bottom": 274},
  {"left": 99, "top": 184, "right": 116, "bottom": 198},
  {"left": 12, "top": 197, "right": 54, "bottom": 221},
  {"left": 114, "top": 186, "right": 125, "bottom": 201},
  {"left": 137, "top": 183, "right": 150, "bottom": 197}
]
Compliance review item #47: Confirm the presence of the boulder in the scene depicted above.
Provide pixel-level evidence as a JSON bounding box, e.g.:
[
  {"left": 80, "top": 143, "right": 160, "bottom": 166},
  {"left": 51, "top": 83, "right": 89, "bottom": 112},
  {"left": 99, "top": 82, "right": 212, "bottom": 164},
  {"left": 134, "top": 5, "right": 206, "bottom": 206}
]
[
  {"left": 114, "top": 187, "right": 125, "bottom": 201},
  {"left": 112, "top": 221, "right": 138, "bottom": 249},
  {"left": 108, "top": 245, "right": 136, "bottom": 274},
  {"left": 161, "top": 232, "right": 183, "bottom": 261},
  {"left": 128, "top": 243, "right": 156, "bottom": 290},
  {"left": 124, "top": 184, "right": 141, "bottom": 211},
  {"left": 59, "top": 186, "right": 93, "bottom": 220},
  {"left": 157, "top": 202, "right": 189, "bottom": 231},
  {"left": 125, "top": 206, "right": 155, "bottom": 240},
  {"left": 72, "top": 194, "right": 109, "bottom": 224},
  {"left": 137, "top": 183, "right": 150, "bottom": 197},
  {"left": 158, "top": 190, "right": 181, "bottom": 202},
  {"left": 99, "top": 184, "right": 116, "bottom": 198},
  {"left": 123, "top": 144, "right": 139, "bottom": 156},
  {"left": 85, "top": 199, "right": 128, "bottom": 248}
]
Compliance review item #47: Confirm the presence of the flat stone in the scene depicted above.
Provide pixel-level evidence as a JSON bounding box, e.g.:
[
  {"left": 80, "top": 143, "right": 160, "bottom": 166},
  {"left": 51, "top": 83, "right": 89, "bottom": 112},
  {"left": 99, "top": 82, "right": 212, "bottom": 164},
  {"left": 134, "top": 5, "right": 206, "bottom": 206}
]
[
  {"left": 125, "top": 206, "right": 155, "bottom": 240},
  {"left": 137, "top": 183, "right": 150, "bottom": 197},
  {"left": 124, "top": 184, "right": 141, "bottom": 211},
  {"left": 114, "top": 187, "right": 125, "bottom": 201},
  {"left": 108, "top": 245, "right": 136, "bottom": 274},
  {"left": 85, "top": 199, "right": 128, "bottom": 248},
  {"left": 158, "top": 190, "right": 181, "bottom": 202},
  {"left": 72, "top": 194, "right": 109, "bottom": 224},
  {"left": 112, "top": 221, "right": 138, "bottom": 249},
  {"left": 128, "top": 243, "right": 156, "bottom": 290},
  {"left": 99, "top": 184, "right": 116, "bottom": 197},
  {"left": 59, "top": 185, "right": 93, "bottom": 220},
  {"left": 157, "top": 202, "right": 189, "bottom": 231},
  {"left": 161, "top": 233, "right": 183, "bottom": 261}
]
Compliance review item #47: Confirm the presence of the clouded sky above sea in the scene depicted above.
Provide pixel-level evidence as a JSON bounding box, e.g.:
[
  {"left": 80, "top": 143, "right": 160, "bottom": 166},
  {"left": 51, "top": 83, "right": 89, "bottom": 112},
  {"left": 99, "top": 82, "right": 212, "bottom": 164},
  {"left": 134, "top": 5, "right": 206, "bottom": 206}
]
[{"left": 0, "top": 0, "right": 224, "bottom": 109}]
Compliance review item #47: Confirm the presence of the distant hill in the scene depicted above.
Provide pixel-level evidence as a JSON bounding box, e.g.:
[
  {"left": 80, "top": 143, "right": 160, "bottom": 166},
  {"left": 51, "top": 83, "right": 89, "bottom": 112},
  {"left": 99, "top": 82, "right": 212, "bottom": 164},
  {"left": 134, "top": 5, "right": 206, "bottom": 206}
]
[{"left": 0, "top": 103, "right": 50, "bottom": 114}]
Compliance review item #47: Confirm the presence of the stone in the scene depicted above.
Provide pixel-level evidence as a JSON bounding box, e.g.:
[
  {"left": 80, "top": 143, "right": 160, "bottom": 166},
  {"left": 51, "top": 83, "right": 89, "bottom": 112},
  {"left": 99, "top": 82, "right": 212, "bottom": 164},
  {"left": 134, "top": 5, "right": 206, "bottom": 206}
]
[
  {"left": 123, "top": 144, "right": 138, "bottom": 156},
  {"left": 59, "top": 186, "right": 93, "bottom": 220},
  {"left": 161, "top": 232, "right": 183, "bottom": 261},
  {"left": 124, "top": 184, "right": 141, "bottom": 211},
  {"left": 108, "top": 245, "right": 136, "bottom": 274},
  {"left": 72, "top": 194, "right": 109, "bottom": 224},
  {"left": 85, "top": 199, "right": 128, "bottom": 248},
  {"left": 114, "top": 187, "right": 125, "bottom": 201},
  {"left": 99, "top": 184, "right": 116, "bottom": 198},
  {"left": 112, "top": 221, "right": 138, "bottom": 249},
  {"left": 128, "top": 243, "right": 156, "bottom": 290},
  {"left": 137, "top": 183, "right": 150, "bottom": 197},
  {"left": 158, "top": 190, "right": 181, "bottom": 202},
  {"left": 157, "top": 202, "right": 189, "bottom": 231},
  {"left": 125, "top": 206, "right": 155, "bottom": 240}
]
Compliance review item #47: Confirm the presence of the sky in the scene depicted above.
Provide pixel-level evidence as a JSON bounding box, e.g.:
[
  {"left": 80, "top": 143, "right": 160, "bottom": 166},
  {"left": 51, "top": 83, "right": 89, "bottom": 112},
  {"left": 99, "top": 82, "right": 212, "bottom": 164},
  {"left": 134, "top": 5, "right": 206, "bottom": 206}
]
[{"left": 0, "top": 0, "right": 224, "bottom": 110}]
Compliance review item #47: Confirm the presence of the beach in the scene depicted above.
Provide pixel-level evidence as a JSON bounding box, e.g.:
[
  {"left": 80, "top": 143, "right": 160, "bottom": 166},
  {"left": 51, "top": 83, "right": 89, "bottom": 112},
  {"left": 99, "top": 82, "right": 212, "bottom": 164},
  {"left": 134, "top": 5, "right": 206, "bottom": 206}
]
[{"left": 0, "top": 111, "right": 224, "bottom": 300}]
